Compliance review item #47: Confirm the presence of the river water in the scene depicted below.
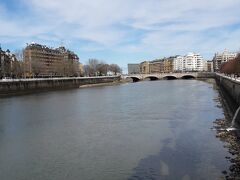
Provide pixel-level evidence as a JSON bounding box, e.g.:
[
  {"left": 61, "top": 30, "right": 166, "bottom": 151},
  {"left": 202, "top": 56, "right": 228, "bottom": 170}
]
[{"left": 0, "top": 80, "right": 231, "bottom": 180}]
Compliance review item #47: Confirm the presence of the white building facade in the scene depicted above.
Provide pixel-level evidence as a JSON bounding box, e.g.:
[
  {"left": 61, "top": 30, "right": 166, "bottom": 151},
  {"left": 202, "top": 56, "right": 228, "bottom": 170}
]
[
  {"left": 213, "top": 50, "right": 237, "bottom": 72},
  {"left": 173, "top": 53, "right": 206, "bottom": 72},
  {"left": 173, "top": 56, "right": 184, "bottom": 72}
]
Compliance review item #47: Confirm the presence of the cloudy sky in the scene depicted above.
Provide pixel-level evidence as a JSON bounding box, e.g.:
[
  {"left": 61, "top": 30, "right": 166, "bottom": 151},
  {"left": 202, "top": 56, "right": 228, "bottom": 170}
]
[{"left": 0, "top": 0, "right": 240, "bottom": 71}]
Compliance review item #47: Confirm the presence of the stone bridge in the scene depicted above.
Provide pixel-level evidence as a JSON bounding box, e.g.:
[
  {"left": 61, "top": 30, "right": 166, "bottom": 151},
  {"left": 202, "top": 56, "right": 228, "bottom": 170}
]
[{"left": 123, "top": 72, "right": 215, "bottom": 82}]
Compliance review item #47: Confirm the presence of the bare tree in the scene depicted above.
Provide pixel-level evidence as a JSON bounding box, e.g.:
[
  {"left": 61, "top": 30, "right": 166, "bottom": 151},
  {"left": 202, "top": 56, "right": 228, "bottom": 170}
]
[
  {"left": 236, "top": 54, "right": 240, "bottom": 75},
  {"left": 88, "top": 59, "right": 99, "bottom": 76},
  {"left": 81, "top": 59, "right": 122, "bottom": 77},
  {"left": 11, "top": 58, "right": 23, "bottom": 78},
  {"left": 79, "top": 63, "right": 84, "bottom": 77},
  {"left": 66, "top": 60, "right": 75, "bottom": 77},
  {"left": 220, "top": 54, "right": 240, "bottom": 76},
  {"left": 14, "top": 49, "right": 24, "bottom": 61},
  {"left": 96, "top": 62, "right": 109, "bottom": 76},
  {"left": 109, "top": 64, "right": 122, "bottom": 75},
  {"left": 83, "top": 65, "right": 90, "bottom": 77},
  {"left": 32, "top": 60, "right": 43, "bottom": 77}
]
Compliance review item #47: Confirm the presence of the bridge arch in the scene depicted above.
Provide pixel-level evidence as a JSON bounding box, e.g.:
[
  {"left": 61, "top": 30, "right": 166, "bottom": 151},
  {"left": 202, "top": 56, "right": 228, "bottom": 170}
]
[
  {"left": 163, "top": 75, "right": 177, "bottom": 80},
  {"left": 144, "top": 76, "right": 159, "bottom": 81},
  {"left": 181, "top": 75, "right": 196, "bottom": 79},
  {"left": 126, "top": 76, "right": 141, "bottom": 82}
]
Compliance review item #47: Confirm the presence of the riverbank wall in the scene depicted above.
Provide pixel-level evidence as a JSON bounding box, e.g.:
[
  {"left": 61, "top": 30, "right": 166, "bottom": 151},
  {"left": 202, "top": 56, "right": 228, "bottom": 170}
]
[
  {"left": 196, "top": 72, "right": 216, "bottom": 78},
  {"left": 215, "top": 74, "right": 240, "bottom": 126},
  {"left": 215, "top": 73, "right": 240, "bottom": 106},
  {"left": 0, "top": 76, "right": 120, "bottom": 96}
]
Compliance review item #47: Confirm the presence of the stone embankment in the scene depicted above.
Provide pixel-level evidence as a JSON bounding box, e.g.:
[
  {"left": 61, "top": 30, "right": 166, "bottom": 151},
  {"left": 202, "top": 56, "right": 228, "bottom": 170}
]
[
  {"left": 215, "top": 73, "right": 240, "bottom": 106},
  {"left": 214, "top": 74, "right": 240, "bottom": 178},
  {"left": 0, "top": 76, "right": 121, "bottom": 96},
  {"left": 215, "top": 73, "right": 240, "bottom": 126}
]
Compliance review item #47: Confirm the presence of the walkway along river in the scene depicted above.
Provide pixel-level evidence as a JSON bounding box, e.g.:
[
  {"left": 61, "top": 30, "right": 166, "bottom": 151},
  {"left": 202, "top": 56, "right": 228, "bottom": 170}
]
[{"left": 0, "top": 79, "right": 238, "bottom": 179}]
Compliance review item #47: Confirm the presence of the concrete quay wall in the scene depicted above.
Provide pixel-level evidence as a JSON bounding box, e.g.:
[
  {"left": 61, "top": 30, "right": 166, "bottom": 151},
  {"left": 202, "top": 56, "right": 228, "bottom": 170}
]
[
  {"left": 215, "top": 73, "right": 240, "bottom": 106},
  {"left": 0, "top": 76, "right": 120, "bottom": 96},
  {"left": 196, "top": 72, "right": 216, "bottom": 78}
]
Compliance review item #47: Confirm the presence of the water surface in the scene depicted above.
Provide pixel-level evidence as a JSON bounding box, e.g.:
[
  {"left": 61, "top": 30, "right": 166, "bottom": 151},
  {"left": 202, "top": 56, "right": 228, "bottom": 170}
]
[{"left": 0, "top": 80, "right": 229, "bottom": 180}]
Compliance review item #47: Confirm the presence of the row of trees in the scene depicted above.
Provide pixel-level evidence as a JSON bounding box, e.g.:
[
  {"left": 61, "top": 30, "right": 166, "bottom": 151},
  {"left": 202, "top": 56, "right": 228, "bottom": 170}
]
[
  {"left": 0, "top": 48, "right": 25, "bottom": 78},
  {"left": 83, "top": 59, "right": 122, "bottom": 77},
  {"left": 29, "top": 59, "right": 81, "bottom": 78},
  {"left": 220, "top": 54, "right": 240, "bottom": 75}
]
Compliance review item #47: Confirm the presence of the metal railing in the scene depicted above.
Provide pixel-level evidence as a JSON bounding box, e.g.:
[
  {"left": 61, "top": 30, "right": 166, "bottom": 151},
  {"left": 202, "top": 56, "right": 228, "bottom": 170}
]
[
  {"left": 216, "top": 73, "right": 240, "bottom": 82},
  {"left": 0, "top": 75, "right": 120, "bottom": 83}
]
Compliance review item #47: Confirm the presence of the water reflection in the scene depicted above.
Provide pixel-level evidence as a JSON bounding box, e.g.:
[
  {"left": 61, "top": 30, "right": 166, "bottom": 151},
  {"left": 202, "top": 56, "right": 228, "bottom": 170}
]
[
  {"left": 129, "top": 129, "right": 227, "bottom": 180},
  {"left": 0, "top": 80, "right": 232, "bottom": 180}
]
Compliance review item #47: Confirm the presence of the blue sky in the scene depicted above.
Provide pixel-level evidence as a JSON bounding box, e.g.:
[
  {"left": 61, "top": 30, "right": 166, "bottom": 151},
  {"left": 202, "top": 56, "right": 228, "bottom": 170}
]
[{"left": 0, "top": 0, "right": 240, "bottom": 72}]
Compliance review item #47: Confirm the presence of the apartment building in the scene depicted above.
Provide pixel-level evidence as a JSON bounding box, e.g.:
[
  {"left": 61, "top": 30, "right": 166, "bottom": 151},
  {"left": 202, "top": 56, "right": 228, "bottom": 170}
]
[
  {"left": 128, "top": 64, "right": 140, "bottom": 74},
  {"left": 139, "top": 58, "right": 175, "bottom": 74},
  {"left": 163, "top": 57, "right": 174, "bottom": 73},
  {"left": 173, "top": 53, "right": 206, "bottom": 72},
  {"left": 213, "top": 50, "right": 237, "bottom": 72},
  {"left": 173, "top": 56, "right": 184, "bottom": 72},
  {"left": 149, "top": 60, "right": 164, "bottom": 73},
  {"left": 24, "top": 43, "right": 80, "bottom": 77},
  {"left": 138, "top": 53, "right": 207, "bottom": 74},
  {"left": 140, "top": 61, "right": 150, "bottom": 74},
  {"left": 206, "top": 61, "right": 213, "bottom": 72}
]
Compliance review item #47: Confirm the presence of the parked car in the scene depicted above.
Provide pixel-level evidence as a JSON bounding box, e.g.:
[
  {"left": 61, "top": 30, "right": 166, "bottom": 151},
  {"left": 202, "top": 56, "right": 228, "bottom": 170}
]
[{"left": 1, "top": 77, "right": 12, "bottom": 81}]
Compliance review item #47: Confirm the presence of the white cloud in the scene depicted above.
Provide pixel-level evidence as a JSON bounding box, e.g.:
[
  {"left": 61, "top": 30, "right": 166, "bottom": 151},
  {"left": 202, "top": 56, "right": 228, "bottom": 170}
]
[{"left": 0, "top": 0, "right": 240, "bottom": 60}]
